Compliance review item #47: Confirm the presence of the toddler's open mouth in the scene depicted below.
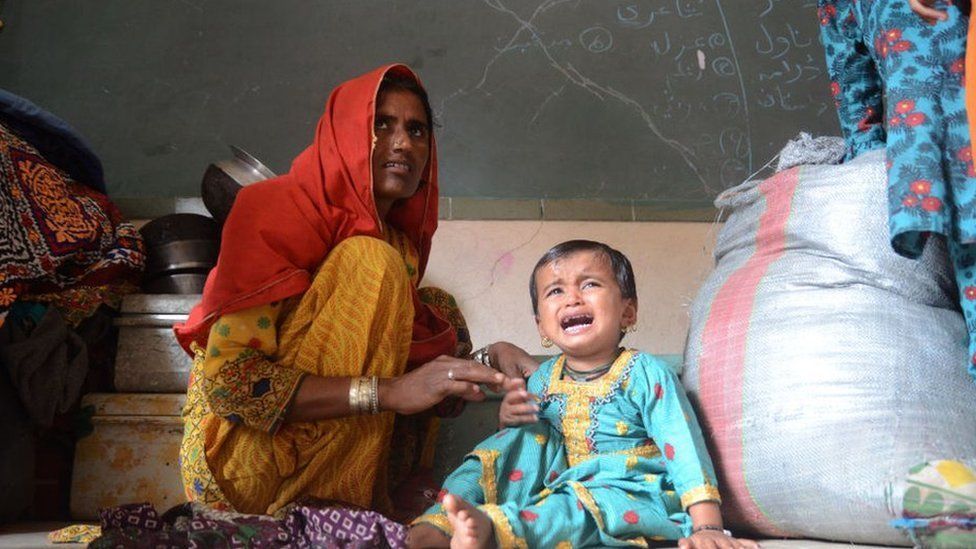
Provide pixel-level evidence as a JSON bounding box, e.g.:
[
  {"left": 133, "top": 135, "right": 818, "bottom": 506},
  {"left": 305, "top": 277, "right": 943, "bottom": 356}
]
[{"left": 560, "top": 313, "right": 593, "bottom": 334}]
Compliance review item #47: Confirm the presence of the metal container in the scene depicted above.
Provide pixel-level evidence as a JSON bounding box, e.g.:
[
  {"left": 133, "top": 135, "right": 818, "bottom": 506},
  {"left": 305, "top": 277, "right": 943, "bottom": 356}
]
[
  {"left": 144, "top": 239, "right": 219, "bottom": 275},
  {"left": 70, "top": 393, "right": 187, "bottom": 520},
  {"left": 201, "top": 145, "right": 276, "bottom": 226},
  {"left": 139, "top": 213, "right": 219, "bottom": 294},
  {"left": 114, "top": 294, "right": 199, "bottom": 393},
  {"left": 142, "top": 273, "right": 209, "bottom": 295}
]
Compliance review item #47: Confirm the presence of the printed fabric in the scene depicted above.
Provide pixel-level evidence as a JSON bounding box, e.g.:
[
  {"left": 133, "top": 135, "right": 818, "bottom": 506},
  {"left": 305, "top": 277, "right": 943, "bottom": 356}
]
[
  {"left": 414, "top": 350, "right": 721, "bottom": 548},
  {"left": 819, "top": 0, "right": 976, "bottom": 379},
  {"left": 181, "top": 234, "right": 469, "bottom": 519},
  {"left": 84, "top": 501, "right": 408, "bottom": 548},
  {"left": 892, "top": 460, "right": 976, "bottom": 548},
  {"left": 0, "top": 121, "right": 143, "bottom": 327}
]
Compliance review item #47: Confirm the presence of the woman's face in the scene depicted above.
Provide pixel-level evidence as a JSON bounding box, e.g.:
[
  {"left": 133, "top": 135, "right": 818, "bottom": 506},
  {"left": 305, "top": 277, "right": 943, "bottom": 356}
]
[{"left": 371, "top": 88, "right": 430, "bottom": 218}]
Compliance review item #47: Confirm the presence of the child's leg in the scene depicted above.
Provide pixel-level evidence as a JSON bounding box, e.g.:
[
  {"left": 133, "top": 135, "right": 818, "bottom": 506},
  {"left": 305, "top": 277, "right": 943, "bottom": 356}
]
[
  {"left": 940, "top": 33, "right": 976, "bottom": 379},
  {"left": 443, "top": 494, "right": 494, "bottom": 549},
  {"left": 444, "top": 490, "right": 602, "bottom": 549},
  {"left": 870, "top": 1, "right": 976, "bottom": 380},
  {"left": 445, "top": 481, "right": 685, "bottom": 548},
  {"left": 818, "top": 0, "right": 886, "bottom": 159},
  {"left": 948, "top": 239, "right": 976, "bottom": 380},
  {"left": 412, "top": 423, "right": 567, "bottom": 538},
  {"left": 869, "top": 1, "right": 968, "bottom": 257}
]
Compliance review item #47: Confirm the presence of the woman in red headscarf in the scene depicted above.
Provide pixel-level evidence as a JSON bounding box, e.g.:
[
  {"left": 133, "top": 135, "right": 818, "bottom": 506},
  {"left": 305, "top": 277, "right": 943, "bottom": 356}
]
[{"left": 175, "top": 65, "right": 537, "bottom": 519}]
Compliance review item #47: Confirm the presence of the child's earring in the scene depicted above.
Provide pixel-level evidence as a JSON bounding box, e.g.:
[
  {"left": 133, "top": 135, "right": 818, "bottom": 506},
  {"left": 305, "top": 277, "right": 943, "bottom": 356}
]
[
  {"left": 622, "top": 323, "right": 637, "bottom": 334},
  {"left": 541, "top": 336, "right": 553, "bottom": 348}
]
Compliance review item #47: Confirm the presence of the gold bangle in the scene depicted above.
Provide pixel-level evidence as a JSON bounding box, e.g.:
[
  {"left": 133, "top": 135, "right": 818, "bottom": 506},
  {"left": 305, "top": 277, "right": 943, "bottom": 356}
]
[
  {"left": 358, "top": 377, "right": 371, "bottom": 414},
  {"left": 369, "top": 376, "right": 379, "bottom": 414},
  {"left": 349, "top": 376, "right": 361, "bottom": 414},
  {"left": 350, "top": 376, "right": 370, "bottom": 415}
]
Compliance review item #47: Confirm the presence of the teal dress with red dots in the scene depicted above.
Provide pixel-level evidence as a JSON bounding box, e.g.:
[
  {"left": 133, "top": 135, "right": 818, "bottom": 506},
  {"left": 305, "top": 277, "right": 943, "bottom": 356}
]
[
  {"left": 819, "top": 0, "right": 976, "bottom": 380},
  {"left": 413, "top": 350, "right": 721, "bottom": 548}
]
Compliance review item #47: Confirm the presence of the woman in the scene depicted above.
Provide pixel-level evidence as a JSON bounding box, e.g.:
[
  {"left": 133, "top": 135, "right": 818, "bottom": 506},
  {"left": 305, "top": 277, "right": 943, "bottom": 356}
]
[{"left": 174, "top": 64, "right": 536, "bottom": 519}]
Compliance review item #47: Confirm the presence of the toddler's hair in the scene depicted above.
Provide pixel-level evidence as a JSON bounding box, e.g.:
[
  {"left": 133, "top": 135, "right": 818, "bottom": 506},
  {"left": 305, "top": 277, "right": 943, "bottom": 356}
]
[{"left": 529, "top": 240, "right": 637, "bottom": 315}]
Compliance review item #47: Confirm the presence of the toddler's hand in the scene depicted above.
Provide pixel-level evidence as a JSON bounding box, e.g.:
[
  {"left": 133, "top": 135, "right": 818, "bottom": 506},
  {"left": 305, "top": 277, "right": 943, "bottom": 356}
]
[
  {"left": 498, "top": 378, "right": 539, "bottom": 427},
  {"left": 678, "top": 530, "right": 759, "bottom": 549}
]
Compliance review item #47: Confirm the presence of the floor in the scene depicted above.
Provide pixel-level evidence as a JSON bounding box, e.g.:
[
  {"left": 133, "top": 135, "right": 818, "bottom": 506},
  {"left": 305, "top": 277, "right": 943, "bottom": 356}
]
[
  {"left": 0, "top": 523, "right": 906, "bottom": 548},
  {"left": 0, "top": 523, "right": 85, "bottom": 548}
]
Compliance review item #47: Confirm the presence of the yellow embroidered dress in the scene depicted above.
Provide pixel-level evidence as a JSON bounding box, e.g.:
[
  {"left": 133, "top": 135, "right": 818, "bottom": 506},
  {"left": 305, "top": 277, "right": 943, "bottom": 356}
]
[
  {"left": 416, "top": 350, "right": 721, "bottom": 548},
  {"left": 180, "top": 230, "right": 466, "bottom": 517}
]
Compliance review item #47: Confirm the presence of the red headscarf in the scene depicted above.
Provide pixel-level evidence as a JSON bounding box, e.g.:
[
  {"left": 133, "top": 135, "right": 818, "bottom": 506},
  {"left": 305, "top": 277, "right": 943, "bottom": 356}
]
[{"left": 175, "top": 64, "right": 456, "bottom": 367}]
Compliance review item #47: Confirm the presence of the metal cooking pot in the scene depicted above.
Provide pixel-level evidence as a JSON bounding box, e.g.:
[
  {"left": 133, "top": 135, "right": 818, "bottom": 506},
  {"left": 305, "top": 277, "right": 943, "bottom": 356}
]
[
  {"left": 201, "top": 145, "right": 276, "bottom": 226},
  {"left": 139, "top": 214, "right": 220, "bottom": 291},
  {"left": 142, "top": 272, "right": 209, "bottom": 294},
  {"left": 140, "top": 213, "right": 219, "bottom": 246},
  {"left": 144, "top": 239, "right": 219, "bottom": 275}
]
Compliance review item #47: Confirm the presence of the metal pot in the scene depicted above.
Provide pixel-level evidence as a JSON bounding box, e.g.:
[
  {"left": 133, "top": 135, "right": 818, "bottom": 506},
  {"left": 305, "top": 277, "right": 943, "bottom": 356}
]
[
  {"left": 201, "top": 145, "right": 276, "bottom": 226},
  {"left": 139, "top": 214, "right": 220, "bottom": 290},
  {"left": 142, "top": 272, "right": 209, "bottom": 295},
  {"left": 140, "top": 213, "right": 219, "bottom": 246},
  {"left": 144, "top": 239, "right": 219, "bottom": 275}
]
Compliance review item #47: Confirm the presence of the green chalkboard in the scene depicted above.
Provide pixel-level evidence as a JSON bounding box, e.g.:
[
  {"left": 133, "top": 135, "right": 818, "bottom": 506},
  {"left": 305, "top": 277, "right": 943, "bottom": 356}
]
[{"left": 0, "top": 0, "right": 838, "bottom": 211}]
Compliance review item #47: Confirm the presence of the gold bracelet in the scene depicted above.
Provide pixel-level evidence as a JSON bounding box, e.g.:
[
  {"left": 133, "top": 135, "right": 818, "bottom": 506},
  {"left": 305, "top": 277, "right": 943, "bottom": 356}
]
[
  {"left": 350, "top": 376, "right": 370, "bottom": 414},
  {"left": 359, "top": 376, "right": 371, "bottom": 414},
  {"left": 349, "top": 376, "right": 362, "bottom": 414},
  {"left": 369, "top": 376, "right": 379, "bottom": 414},
  {"left": 350, "top": 376, "right": 381, "bottom": 415}
]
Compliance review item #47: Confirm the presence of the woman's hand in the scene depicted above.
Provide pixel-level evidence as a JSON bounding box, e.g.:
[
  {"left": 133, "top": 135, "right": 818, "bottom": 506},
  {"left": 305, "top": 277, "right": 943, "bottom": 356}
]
[
  {"left": 678, "top": 530, "right": 759, "bottom": 549},
  {"left": 908, "top": 0, "right": 948, "bottom": 24},
  {"left": 381, "top": 355, "right": 507, "bottom": 416},
  {"left": 498, "top": 377, "right": 539, "bottom": 427},
  {"left": 489, "top": 341, "right": 540, "bottom": 379}
]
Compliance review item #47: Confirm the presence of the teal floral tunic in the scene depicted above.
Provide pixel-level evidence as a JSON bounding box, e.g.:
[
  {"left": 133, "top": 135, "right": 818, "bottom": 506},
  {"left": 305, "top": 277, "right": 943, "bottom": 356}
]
[{"left": 415, "top": 350, "right": 721, "bottom": 548}]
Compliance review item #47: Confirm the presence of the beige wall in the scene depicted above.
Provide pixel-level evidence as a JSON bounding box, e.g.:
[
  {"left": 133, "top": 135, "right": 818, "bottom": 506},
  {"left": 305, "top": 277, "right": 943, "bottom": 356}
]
[{"left": 424, "top": 220, "right": 719, "bottom": 356}]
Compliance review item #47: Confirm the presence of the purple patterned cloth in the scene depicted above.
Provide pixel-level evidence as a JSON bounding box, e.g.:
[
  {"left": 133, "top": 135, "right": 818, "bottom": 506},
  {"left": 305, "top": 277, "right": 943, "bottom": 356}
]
[{"left": 89, "top": 501, "right": 407, "bottom": 548}]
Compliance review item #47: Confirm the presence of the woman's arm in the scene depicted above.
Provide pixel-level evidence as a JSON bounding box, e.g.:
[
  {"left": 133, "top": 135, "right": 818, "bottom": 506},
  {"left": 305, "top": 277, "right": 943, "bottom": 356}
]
[
  {"left": 200, "top": 303, "right": 303, "bottom": 433},
  {"left": 287, "top": 355, "right": 506, "bottom": 420},
  {"left": 204, "top": 303, "right": 508, "bottom": 426}
]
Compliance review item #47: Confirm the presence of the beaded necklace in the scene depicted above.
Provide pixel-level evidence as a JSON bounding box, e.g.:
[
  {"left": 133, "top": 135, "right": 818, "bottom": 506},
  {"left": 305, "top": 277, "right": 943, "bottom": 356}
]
[{"left": 562, "top": 348, "right": 623, "bottom": 382}]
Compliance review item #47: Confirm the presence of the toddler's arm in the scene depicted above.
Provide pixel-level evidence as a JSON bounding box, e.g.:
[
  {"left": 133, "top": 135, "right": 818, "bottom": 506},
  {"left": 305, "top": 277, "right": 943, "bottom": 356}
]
[{"left": 677, "top": 501, "right": 758, "bottom": 549}]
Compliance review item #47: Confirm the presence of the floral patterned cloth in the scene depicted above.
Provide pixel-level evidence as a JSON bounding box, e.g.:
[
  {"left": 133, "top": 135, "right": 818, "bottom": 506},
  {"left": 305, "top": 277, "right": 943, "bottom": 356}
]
[
  {"left": 892, "top": 460, "right": 976, "bottom": 548},
  {"left": 0, "top": 120, "right": 143, "bottom": 327},
  {"left": 819, "top": 0, "right": 976, "bottom": 380}
]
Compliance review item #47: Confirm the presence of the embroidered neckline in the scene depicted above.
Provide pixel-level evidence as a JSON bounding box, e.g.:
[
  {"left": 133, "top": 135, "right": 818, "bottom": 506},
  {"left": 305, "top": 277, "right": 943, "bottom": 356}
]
[{"left": 546, "top": 349, "right": 636, "bottom": 466}]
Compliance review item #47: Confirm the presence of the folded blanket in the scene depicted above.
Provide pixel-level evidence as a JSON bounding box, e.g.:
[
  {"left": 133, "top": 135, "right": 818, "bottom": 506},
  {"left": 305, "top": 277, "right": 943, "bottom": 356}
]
[
  {"left": 0, "top": 118, "right": 144, "bottom": 327},
  {"left": 0, "top": 89, "right": 104, "bottom": 193}
]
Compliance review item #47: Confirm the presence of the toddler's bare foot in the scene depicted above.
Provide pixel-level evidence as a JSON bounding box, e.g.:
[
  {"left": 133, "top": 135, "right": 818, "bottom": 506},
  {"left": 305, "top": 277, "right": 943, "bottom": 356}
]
[{"left": 443, "top": 494, "right": 495, "bottom": 549}]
